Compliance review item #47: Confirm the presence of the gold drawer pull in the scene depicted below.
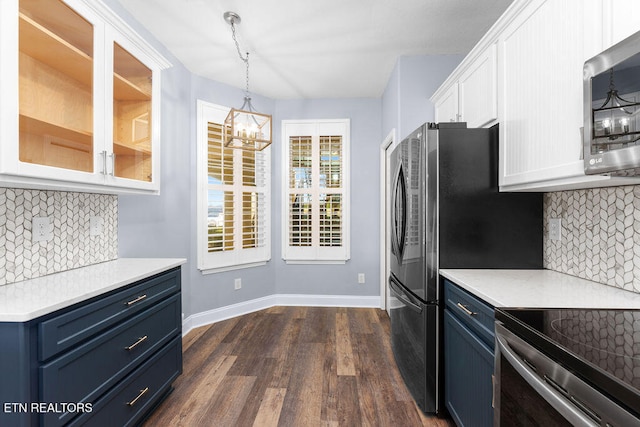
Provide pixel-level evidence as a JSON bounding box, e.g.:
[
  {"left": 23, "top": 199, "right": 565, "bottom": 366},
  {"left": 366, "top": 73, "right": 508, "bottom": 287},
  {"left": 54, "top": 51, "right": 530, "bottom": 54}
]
[
  {"left": 456, "top": 302, "right": 476, "bottom": 316},
  {"left": 125, "top": 294, "right": 148, "bottom": 306},
  {"left": 125, "top": 335, "right": 148, "bottom": 351},
  {"left": 127, "top": 387, "right": 149, "bottom": 406}
]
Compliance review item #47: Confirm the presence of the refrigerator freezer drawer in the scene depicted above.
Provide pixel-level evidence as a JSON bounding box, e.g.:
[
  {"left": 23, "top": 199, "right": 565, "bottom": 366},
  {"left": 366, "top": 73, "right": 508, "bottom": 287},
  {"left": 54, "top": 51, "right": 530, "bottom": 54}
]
[{"left": 389, "top": 278, "right": 438, "bottom": 413}]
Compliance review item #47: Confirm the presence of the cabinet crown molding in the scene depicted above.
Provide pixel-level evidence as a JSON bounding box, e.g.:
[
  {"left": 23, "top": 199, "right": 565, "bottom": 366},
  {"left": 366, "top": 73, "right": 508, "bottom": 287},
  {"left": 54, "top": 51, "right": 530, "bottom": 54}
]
[{"left": 81, "top": 0, "right": 172, "bottom": 70}]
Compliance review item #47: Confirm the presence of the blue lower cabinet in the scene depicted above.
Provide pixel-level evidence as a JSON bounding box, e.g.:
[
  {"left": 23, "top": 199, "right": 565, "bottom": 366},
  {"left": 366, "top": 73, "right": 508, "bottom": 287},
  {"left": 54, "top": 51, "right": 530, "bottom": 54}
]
[
  {"left": 0, "top": 267, "right": 182, "bottom": 427},
  {"left": 67, "top": 337, "right": 182, "bottom": 427},
  {"left": 39, "top": 268, "right": 180, "bottom": 361},
  {"left": 40, "top": 294, "right": 181, "bottom": 426},
  {"left": 443, "top": 280, "right": 495, "bottom": 427}
]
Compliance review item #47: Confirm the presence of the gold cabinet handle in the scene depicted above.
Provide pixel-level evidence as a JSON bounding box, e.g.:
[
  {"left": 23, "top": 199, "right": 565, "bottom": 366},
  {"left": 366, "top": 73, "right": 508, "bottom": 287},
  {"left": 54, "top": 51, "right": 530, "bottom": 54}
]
[
  {"left": 456, "top": 302, "right": 476, "bottom": 316},
  {"left": 125, "top": 294, "right": 147, "bottom": 306},
  {"left": 127, "top": 387, "right": 149, "bottom": 406},
  {"left": 125, "top": 335, "right": 148, "bottom": 351}
]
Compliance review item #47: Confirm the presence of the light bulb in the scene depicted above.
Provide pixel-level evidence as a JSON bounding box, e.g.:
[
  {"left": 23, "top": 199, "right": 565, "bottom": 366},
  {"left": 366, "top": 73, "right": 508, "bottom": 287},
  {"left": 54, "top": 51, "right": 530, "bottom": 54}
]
[{"left": 620, "top": 117, "right": 630, "bottom": 133}]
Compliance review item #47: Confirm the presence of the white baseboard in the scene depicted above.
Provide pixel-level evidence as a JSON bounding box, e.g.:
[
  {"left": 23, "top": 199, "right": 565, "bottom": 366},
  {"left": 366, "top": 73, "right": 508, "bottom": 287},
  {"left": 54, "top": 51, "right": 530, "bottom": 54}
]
[{"left": 182, "top": 294, "right": 381, "bottom": 337}]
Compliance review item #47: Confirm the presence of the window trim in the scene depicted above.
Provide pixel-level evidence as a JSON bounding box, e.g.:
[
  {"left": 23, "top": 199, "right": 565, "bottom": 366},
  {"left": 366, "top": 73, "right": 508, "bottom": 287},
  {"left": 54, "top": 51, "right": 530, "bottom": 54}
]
[
  {"left": 281, "top": 119, "right": 350, "bottom": 264},
  {"left": 196, "top": 100, "right": 271, "bottom": 274}
]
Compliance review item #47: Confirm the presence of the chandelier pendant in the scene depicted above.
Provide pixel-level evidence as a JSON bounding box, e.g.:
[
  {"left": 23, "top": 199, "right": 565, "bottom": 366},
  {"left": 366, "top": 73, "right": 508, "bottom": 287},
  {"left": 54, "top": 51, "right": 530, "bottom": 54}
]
[{"left": 223, "top": 12, "right": 272, "bottom": 151}]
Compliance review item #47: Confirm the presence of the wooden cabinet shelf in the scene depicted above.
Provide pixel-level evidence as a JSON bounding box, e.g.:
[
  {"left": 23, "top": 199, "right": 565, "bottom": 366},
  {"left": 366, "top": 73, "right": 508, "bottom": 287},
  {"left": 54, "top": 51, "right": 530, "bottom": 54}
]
[
  {"left": 21, "top": 12, "right": 149, "bottom": 102},
  {"left": 114, "top": 72, "right": 151, "bottom": 101},
  {"left": 114, "top": 140, "right": 151, "bottom": 156},
  {"left": 19, "top": 13, "right": 92, "bottom": 88},
  {"left": 19, "top": 114, "right": 92, "bottom": 147}
]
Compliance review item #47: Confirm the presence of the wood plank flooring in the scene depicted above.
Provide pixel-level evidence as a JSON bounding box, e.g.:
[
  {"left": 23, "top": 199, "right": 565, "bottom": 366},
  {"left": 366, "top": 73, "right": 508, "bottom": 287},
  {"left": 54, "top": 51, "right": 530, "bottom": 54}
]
[{"left": 143, "top": 306, "right": 454, "bottom": 427}]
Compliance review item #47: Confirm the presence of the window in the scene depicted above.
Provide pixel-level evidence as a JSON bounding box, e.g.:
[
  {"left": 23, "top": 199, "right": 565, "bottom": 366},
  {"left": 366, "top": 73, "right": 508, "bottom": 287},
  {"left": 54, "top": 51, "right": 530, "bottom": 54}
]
[
  {"left": 197, "top": 101, "right": 270, "bottom": 273},
  {"left": 282, "top": 119, "right": 350, "bottom": 263}
]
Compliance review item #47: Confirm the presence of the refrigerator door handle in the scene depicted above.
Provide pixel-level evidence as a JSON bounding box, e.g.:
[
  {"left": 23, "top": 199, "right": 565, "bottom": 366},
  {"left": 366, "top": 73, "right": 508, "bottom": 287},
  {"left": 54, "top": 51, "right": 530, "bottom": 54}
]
[
  {"left": 389, "top": 273, "right": 422, "bottom": 313},
  {"left": 391, "top": 163, "right": 407, "bottom": 260}
]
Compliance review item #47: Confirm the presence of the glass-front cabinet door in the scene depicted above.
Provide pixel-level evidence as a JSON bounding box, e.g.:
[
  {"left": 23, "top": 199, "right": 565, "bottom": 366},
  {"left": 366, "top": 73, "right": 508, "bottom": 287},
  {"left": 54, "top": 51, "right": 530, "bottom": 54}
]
[
  {"left": 0, "top": 0, "right": 170, "bottom": 194},
  {"left": 110, "top": 39, "right": 155, "bottom": 185},
  {"left": 0, "top": 0, "right": 106, "bottom": 187},
  {"left": 19, "top": 0, "right": 95, "bottom": 173}
]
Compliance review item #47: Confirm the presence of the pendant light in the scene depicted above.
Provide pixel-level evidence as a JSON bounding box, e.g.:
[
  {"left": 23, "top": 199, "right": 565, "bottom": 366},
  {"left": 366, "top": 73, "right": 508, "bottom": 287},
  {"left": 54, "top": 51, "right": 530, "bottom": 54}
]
[{"left": 223, "top": 11, "right": 272, "bottom": 151}]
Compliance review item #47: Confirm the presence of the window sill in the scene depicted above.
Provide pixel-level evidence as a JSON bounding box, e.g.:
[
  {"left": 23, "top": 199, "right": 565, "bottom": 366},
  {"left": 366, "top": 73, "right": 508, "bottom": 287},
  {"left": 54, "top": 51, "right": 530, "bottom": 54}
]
[
  {"left": 283, "top": 259, "right": 347, "bottom": 265},
  {"left": 199, "top": 261, "right": 268, "bottom": 275}
]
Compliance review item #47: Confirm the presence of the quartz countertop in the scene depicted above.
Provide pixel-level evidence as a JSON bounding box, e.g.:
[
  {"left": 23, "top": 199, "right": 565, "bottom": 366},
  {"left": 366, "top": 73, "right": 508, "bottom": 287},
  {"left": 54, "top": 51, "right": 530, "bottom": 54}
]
[
  {"left": 439, "top": 269, "right": 640, "bottom": 309},
  {"left": 0, "top": 258, "right": 186, "bottom": 322}
]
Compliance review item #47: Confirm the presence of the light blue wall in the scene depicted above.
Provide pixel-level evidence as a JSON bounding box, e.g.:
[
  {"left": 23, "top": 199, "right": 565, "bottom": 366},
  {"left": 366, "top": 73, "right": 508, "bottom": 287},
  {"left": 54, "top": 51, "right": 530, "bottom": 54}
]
[
  {"left": 382, "top": 60, "right": 400, "bottom": 144},
  {"left": 382, "top": 55, "right": 464, "bottom": 141},
  {"left": 273, "top": 99, "right": 382, "bottom": 296},
  {"left": 111, "top": 0, "right": 464, "bottom": 319}
]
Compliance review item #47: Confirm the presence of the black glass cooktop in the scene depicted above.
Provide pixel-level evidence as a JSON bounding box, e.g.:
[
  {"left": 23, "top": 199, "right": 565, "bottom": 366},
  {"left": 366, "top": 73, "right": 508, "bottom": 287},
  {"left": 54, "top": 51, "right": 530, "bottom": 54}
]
[{"left": 496, "top": 308, "right": 640, "bottom": 417}]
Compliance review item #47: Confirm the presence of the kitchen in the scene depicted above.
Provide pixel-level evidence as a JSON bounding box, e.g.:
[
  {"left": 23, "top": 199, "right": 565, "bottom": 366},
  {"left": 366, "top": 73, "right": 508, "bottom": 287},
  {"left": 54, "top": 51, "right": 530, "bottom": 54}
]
[{"left": 1, "top": 0, "right": 640, "bottom": 426}]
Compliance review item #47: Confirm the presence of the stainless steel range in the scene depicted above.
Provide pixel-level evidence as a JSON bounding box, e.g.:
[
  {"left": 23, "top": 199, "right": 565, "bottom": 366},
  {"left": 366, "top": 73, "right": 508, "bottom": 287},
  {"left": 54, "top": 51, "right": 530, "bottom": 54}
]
[{"left": 494, "top": 308, "right": 640, "bottom": 426}]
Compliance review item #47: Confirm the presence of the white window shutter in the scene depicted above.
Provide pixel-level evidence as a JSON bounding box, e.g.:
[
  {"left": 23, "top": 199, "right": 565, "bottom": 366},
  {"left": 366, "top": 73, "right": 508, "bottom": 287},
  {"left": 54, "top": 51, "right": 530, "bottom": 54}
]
[
  {"left": 282, "top": 119, "right": 350, "bottom": 264},
  {"left": 197, "top": 100, "right": 271, "bottom": 273}
]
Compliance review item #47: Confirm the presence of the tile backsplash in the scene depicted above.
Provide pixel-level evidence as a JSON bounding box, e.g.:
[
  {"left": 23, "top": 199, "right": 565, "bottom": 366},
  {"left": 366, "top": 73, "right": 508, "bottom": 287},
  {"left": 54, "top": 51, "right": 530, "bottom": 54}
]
[
  {"left": 544, "top": 185, "right": 640, "bottom": 294},
  {"left": 0, "top": 188, "right": 117, "bottom": 286}
]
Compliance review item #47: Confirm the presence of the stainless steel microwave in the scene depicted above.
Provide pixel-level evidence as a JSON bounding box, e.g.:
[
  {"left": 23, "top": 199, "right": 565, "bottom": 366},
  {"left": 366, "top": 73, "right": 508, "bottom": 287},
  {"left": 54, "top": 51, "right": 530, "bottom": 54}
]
[{"left": 584, "top": 30, "right": 640, "bottom": 176}]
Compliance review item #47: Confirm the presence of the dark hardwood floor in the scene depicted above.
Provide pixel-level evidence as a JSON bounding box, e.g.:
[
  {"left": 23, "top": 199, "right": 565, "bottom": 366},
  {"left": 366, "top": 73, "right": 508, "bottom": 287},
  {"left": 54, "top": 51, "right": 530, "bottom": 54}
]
[{"left": 143, "top": 306, "right": 454, "bottom": 427}]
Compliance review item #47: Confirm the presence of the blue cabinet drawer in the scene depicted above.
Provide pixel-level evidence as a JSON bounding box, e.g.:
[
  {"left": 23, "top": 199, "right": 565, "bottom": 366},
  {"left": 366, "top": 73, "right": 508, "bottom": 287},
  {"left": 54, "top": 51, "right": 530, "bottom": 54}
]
[
  {"left": 66, "top": 336, "right": 182, "bottom": 427},
  {"left": 39, "top": 268, "right": 180, "bottom": 361},
  {"left": 443, "top": 279, "right": 494, "bottom": 349},
  {"left": 40, "top": 294, "right": 181, "bottom": 427}
]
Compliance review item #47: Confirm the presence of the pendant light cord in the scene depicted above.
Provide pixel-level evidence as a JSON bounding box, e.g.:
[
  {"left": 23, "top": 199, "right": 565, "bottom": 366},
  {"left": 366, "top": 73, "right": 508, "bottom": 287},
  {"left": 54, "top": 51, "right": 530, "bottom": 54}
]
[{"left": 229, "top": 21, "right": 251, "bottom": 98}]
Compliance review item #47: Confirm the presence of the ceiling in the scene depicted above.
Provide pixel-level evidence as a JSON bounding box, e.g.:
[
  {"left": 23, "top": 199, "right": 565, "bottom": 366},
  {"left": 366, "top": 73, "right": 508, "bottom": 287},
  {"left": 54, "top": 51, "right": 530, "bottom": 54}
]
[{"left": 117, "top": 0, "right": 514, "bottom": 100}]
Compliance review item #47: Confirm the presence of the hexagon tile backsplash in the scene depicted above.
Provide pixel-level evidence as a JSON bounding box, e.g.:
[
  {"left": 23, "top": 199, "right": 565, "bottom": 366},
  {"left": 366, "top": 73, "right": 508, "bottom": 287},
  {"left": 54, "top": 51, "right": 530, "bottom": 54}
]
[
  {"left": 544, "top": 185, "right": 640, "bottom": 294},
  {"left": 0, "top": 188, "right": 117, "bottom": 286}
]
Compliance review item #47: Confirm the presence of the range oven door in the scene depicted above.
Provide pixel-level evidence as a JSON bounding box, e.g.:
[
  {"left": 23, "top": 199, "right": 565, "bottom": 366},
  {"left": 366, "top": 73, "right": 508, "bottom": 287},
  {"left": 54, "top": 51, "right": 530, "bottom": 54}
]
[{"left": 494, "top": 323, "right": 640, "bottom": 427}]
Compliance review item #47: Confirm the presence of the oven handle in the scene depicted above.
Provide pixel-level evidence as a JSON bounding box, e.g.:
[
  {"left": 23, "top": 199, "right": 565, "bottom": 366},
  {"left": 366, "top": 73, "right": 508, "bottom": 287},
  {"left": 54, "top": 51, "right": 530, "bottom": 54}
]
[{"left": 495, "top": 332, "right": 598, "bottom": 427}]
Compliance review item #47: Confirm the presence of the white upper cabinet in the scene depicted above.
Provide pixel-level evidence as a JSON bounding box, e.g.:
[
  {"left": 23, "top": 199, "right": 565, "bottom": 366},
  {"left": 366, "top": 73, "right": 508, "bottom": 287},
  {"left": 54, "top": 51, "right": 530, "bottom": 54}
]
[
  {"left": 458, "top": 44, "right": 498, "bottom": 129},
  {"left": 434, "top": 84, "right": 459, "bottom": 124},
  {"left": 432, "top": 0, "right": 640, "bottom": 191},
  {"left": 499, "top": 0, "right": 601, "bottom": 190},
  {"left": 0, "top": 0, "right": 171, "bottom": 194},
  {"left": 498, "top": 0, "right": 640, "bottom": 191},
  {"left": 432, "top": 43, "right": 498, "bottom": 129},
  {"left": 603, "top": 0, "right": 640, "bottom": 47}
]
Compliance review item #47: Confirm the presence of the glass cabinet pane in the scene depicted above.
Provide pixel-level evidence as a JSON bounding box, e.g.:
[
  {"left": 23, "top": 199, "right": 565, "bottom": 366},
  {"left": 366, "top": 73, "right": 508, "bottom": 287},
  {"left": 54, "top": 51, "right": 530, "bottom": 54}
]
[
  {"left": 18, "top": 0, "right": 94, "bottom": 172},
  {"left": 113, "top": 42, "right": 152, "bottom": 182}
]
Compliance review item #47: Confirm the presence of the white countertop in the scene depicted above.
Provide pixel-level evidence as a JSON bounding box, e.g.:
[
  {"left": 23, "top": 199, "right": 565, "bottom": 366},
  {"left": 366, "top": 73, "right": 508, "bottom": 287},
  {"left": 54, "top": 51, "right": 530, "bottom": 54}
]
[
  {"left": 0, "top": 258, "right": 186, "bottom": 322},
  {"left": 439, "top": 269, "right": 640, "bottom": 309}
]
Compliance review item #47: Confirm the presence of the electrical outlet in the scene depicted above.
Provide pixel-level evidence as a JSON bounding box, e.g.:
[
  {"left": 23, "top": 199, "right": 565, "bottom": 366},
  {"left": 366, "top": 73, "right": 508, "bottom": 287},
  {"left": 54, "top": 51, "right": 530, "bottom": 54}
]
[
  {"left": 358, "top": 273, "right": 365, "bottom": 284},
  {"left": 32, "top": 217, "right": 52, "bottom": 242},
  {"left": 90, "top": 216, "right": 104, "bottom": 236},
  {"left": 234, "top": 278, "right": 242, "bottom": 290},
  {"left": 549, "top": 218, "right": 561, "bottom": 241}
]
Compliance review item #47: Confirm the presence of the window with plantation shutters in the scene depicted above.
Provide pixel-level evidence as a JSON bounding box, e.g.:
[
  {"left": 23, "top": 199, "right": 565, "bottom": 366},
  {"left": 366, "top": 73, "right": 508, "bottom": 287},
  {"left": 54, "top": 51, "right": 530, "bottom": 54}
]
[
  {"left": 282, "top": 120, "right": 350, "bottom": 263},
  {"left": 197, "top": 101, "right": 270, "bottom": 273}
]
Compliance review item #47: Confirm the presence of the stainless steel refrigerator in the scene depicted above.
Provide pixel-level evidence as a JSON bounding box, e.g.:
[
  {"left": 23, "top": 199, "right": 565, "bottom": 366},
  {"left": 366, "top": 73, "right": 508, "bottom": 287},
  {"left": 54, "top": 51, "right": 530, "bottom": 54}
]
[{"left": 388, "top": 122, "right": 542, "bottom": 414}]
